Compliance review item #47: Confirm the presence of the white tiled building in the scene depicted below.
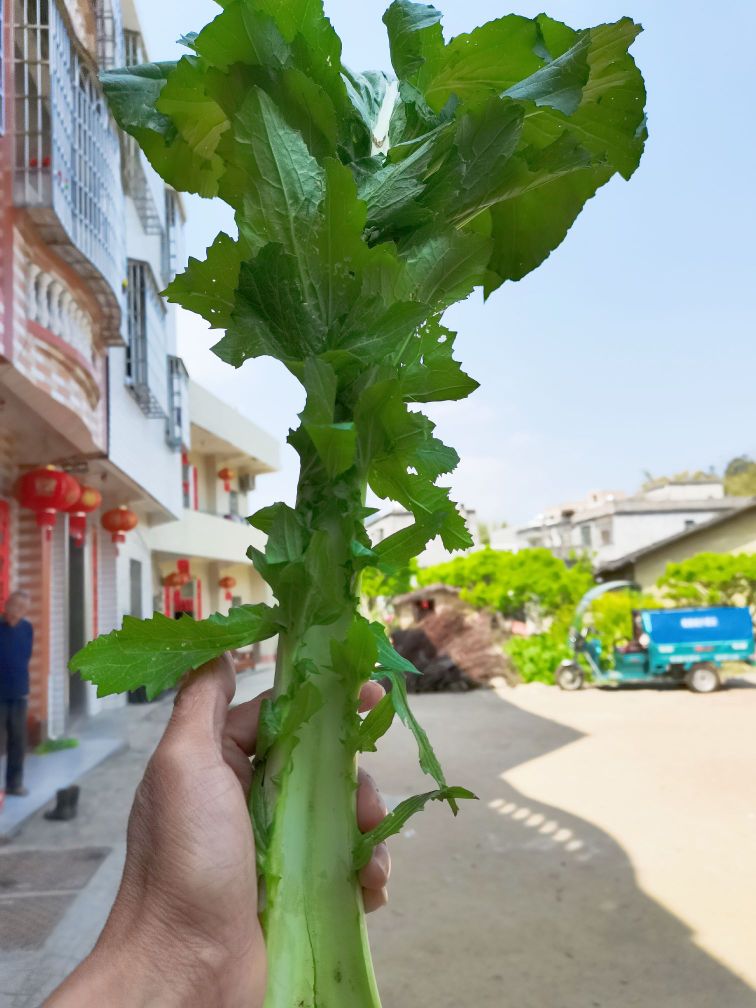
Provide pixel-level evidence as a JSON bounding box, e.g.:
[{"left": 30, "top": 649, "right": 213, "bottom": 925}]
[{"left": 517, "top": 479, "right": 738, "bottom": 568}]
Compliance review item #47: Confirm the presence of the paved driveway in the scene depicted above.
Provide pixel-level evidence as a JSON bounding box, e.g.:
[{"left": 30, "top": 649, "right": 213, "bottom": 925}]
[{"left": 365, "top": 677, "right": 756, "bottom": 1007}]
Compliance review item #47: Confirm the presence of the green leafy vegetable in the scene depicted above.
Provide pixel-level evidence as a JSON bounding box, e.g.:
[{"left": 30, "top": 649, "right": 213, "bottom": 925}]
[
  {"left": 354, "top": 786, "right": 477, "bottom": 868},
  {"left": 70, "top": 605, "right": 280, "bottom": 700},
  {"left": 81, "top": 2, "right": 646, "bottom": 1004}
]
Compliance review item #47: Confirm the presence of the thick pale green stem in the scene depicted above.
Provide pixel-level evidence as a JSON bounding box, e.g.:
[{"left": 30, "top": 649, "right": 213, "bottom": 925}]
[
  {"left": 261, "top": 628, "right": 381, "bottom": 1007},
  {"left": 256, "top": 456, "right": 381, "bottom": 1008}
]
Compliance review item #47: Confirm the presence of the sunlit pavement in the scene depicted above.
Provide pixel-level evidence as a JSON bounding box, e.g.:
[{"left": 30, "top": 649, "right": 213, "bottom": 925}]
[{"left": 364, "top": 675, "right": 756, "bottom": 1007}]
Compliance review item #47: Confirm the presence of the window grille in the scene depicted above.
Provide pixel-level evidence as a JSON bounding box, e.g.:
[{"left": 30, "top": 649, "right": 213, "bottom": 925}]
[
  {"left": 166, "top": 355, "right": 190, "bottom": 451},
  {"left": 126, "top": 259, "right": 168, "bottom": 419},
  {"left": 122, "top": 28, "right": 145, "bottom": 67},
  {"left": 122, "top": 132, "right": 163, "bottom": 237},
  {"left": 162, "top": 189, "right": 180, "bottom": 281},
  {"left": 94, "top": 0, "right": 124, "bottom": 71},
  {"left": 14, "top": 0, "right": 124, "bottom": 304}
]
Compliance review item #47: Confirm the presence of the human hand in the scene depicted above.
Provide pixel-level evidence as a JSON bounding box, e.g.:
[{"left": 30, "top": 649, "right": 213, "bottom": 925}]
[{"left": 46, "top": 654, "right": 391, "bottom": 1008}]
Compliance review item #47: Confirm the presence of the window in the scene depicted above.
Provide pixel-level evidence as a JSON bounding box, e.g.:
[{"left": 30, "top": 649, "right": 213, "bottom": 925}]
[
  {"left": 126, "top": 259, "right": 168, "bottom": 418},
  {"left": 122, "top": 28, "right": 146, "bottom": 67},
  {"left": 14, "top": 0, "right": 124, "bottom": 300},
  {"left": 599, "top": 523, "right": 613, "bottom": 547},
  {"left": 166, "top": 355, "right": 189, "bottom": 451},
  {"left": 580, "top": 524, "right": 592, "bottom": 548},
  {"left": 163, "top": 189, "right": 181, "bottom": 281},
  {"left": 94, "top": 0, "right": 124, "bottom": 70},
  {"left": 229, "top": 491, "right": 240, "bottom": 517},
  {"left": 684, "top": 519, "right": 696, "bottom": 531}
]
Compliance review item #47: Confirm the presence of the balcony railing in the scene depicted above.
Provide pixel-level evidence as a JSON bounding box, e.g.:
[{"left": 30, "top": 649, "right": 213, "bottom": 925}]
[
  {"left": 13, "top": 0, "right": 125, "bottom": 343},
  {"left": 26, "top": 261, "right": 94, "bottom": 362}
]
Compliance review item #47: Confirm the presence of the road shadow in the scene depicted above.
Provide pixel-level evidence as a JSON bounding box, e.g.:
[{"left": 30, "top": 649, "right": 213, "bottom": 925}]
[{"left": 368, "top": 688, "right": 756, "bottom": 1008}]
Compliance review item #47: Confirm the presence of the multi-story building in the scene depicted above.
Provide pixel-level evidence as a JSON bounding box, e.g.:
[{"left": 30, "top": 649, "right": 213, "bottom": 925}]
[
  {"left": 517, "top": 479, "right": 738, "bottom": 568},
  {"left": 0, "top": 0, "right": 278, "bottom": 741}
]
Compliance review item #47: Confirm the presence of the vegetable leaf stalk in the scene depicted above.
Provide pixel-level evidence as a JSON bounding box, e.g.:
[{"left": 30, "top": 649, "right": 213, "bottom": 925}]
[{"left": 71, "top": 2, "right": 646, "bottom": 1004}]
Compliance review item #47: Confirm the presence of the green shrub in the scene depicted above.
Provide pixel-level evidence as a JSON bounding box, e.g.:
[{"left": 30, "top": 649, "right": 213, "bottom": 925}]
[{"left": 506, "top": 633, "right": 571, "bottom": 685}]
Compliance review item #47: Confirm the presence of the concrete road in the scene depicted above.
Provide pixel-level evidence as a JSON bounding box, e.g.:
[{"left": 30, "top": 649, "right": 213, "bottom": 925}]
[
  {"left": 2, "top": 672, "right": 755, "bottom": 1007},
  {"left": 365, "top": 677, "right": 756, "bottom": 1007}
]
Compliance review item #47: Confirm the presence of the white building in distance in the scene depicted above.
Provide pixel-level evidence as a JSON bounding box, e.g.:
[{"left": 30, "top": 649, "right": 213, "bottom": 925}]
[{"left": 517, "top": 478, "right": 738, "bottom": 568}]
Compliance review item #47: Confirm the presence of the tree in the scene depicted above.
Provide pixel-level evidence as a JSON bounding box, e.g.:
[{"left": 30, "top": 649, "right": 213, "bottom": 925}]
[
  {"left": 71, "top": 3, "right": 646, "bottom": 1004},
  {"left": 586, "top": 589, "right": 660, "bottom": 657},
  {"left": 657, "top": 554, "right": 756, "bottom": 608},
  {"left": 724, "top": 456, "right": 756, "bottom": 497},
  {"left": 418, "top": 547, "right": 594, "bottom": 621}
]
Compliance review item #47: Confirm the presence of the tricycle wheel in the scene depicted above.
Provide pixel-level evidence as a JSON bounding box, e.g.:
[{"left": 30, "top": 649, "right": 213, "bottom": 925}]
[
  {"left": 685, "top": 663, "right": 720, "bottom": 694},
  {"left": 556, "top": 663, "right": 584, "bottom": 691}
]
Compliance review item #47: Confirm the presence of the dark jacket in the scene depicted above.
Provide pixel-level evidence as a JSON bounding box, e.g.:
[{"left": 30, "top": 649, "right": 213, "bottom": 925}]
[{"left": 0, "top": 617, "right": 34, "bottom": 701}]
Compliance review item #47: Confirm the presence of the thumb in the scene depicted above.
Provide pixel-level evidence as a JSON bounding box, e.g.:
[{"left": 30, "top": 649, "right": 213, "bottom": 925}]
[{"left": 164, "top": 652, "right": 236, "bottom": 750}]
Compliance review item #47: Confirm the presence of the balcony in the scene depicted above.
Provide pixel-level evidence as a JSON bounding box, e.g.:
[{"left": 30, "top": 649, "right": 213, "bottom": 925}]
[
  {"left": 146, "top": 509, "right": 268, "bottom": 565},
  {"left": 189, "top": 381, "right": 279, "bottom": 477},
  {"left": 13, "top": 0, "right": 125, "bottom": 344}
]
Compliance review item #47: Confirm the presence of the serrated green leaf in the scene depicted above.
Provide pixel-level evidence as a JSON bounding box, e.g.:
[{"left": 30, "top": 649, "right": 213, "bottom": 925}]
[
  {"left": 101, "top": 61, "right": 226, "bottom": 197},
  {"left": 357, "top": 692, "right": 396, "bottom": 754},
  {"left": 70, "top": 606, "right": 281, "bottom": 700},
  {"left": 305, "top": 423, "right": 357, "bottom": 477},
  {"left": 422, "top": 14, "right": 549, "bottom": 112},
  {"left": 193, "top": 2, "right": 290, "bottom": 70},
  {"left": 401, "top": 321, "right": 479, "bottom": 403},
  {"left": 504, "top": 30, "right": 590, "bottom": 116},
  {"left": 265, "top": 504, "right": 308, "bottom": 564},
  {"left": 330, "top": 618, "right": 378, "bottom": 685},
  {"left": 371, "top": 624, "right": 420, "bottom": 678},
  {"left": 164, "top": 232, "right": 246, "bottom": 329},
  {"left": 401, "top": 229, "right": 491, "bottom": 309},
  {"left": 221, "top": 86, "right": 324, "bottom": 251},
  {"left": 383, "top": 1, "right": 444, "bottom": 84},
  {"left": 354, "top": 786, "right": 477, "bottom": 869},
  {"left": 370, "top": 622, "right": 464, "bottom": 811}
]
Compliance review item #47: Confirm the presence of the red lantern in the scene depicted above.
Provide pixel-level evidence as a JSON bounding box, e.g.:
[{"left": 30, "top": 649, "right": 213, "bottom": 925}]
[
  {"left": 163, "top": 571, "right": 190, "bottom": 588},
  {"left": 15, "top": 466, "right": 80, "bottom": 540},
  {"left": 163, "top": 573, "right": 179, "bottom": 588},
  {"left": 219, "top": 575, "right": 237, "bottom": 602},
  {"left": 218, "top": 467, "right": 235, "bottom": 493},
  {"left": 64, "top": 484, "right": 103, "bottom": 548},
  {"left": 101, "top": 506, "right": 138, "bottom": 545}
]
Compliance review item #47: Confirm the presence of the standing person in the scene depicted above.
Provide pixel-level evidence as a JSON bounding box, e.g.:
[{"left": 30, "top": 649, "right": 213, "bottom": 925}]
[{"left": 0, "top": 590, "right": 34, "bottom": 796}]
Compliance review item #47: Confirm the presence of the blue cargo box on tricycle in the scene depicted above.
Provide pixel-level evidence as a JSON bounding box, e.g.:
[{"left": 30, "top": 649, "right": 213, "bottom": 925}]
[{"left": 556, "top": 582, "right": 755, "bottom": 693}]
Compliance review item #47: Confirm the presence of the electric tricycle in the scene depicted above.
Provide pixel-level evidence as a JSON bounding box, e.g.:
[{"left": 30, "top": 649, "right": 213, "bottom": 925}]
[{"left": 556, "top": 581, "right": 755, "bottom": 693}]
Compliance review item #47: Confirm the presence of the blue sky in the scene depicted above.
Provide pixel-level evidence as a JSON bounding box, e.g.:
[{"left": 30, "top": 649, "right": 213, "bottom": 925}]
[{"left": 137, "top": 0, "right": 756, "bottom": 525}]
